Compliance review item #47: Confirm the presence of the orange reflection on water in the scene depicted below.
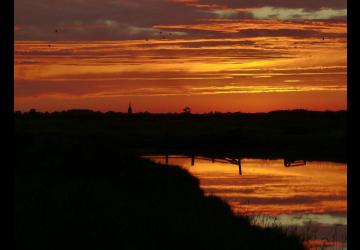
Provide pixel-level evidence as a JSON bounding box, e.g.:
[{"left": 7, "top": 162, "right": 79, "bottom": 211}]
[
  {"left": 146, "top": 157, "right": 347, "bottom": 216},
  {"left": 305, "top": 239, "right": 347, "bottom": 250}
]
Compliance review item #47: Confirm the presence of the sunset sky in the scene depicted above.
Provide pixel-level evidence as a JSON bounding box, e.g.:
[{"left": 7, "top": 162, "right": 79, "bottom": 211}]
[{"left": 14, "top": 0, "right": 347, "bottom": 113}]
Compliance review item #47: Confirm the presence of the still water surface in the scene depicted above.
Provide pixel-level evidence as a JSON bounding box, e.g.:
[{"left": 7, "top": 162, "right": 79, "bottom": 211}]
[{"left": 144, "top": 155, "right": 347, "bottom": 250}]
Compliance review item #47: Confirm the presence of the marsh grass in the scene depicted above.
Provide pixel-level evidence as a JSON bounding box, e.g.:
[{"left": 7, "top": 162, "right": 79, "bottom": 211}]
[{"left": 245, "top": 214, "right": 347, "bottom": 250}]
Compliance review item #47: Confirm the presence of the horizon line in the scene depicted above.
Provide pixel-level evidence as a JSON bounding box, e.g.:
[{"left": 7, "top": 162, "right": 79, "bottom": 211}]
[{"left": 14, "top": 108, "right": 347, "bottom": 115}]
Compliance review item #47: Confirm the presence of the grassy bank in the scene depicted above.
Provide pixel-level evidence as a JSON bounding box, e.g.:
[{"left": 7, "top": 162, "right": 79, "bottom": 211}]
[
  {"left": 15, "top": 133, "right": 305, "bottom": 250},
  {"left": 15, "top": 109, "right": 346, "bottom": 162}
]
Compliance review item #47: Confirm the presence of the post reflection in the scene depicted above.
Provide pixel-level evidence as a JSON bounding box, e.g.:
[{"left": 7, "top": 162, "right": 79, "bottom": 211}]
[
  {"left": 284, "top": 159, "right": 307, "bottom": 167},
  {"left": 159, "top": 154, "right": 244, "bottom": 175},
  {"left": 159, "top": 154, "right": 309, "bottom": 175},
  {"left": 144, "top": 154, "right": 347, "bottom": 250}
]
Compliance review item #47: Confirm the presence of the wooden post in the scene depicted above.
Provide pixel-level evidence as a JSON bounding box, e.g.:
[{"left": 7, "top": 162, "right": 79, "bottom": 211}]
[
  {"left": 284, "top": 159, "right": 290, "bottom": 167},
  {"left": 238, "top": 158, "right": 242, "bottom": 175},
  {"left": 191, "top": 155, "right": 195, "bottom": 166},
  {"left": 165, "top": 154, "right": 168, "bottom": 165}
]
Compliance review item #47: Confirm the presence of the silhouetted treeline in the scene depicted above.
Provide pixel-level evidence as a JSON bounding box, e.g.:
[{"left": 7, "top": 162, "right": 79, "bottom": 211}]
[
  {"left": 15, "top": 109, "right": 346, "bottom": 162},
  {"left": 15, "top": 135, "right": 305, "bottom": 250},
  {"left": 14, "top": 108, "right": 347, "bottom": 118}
]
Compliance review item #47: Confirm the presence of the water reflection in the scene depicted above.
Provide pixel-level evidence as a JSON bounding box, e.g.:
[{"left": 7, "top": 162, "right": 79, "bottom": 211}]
[
  {"left": 148, "top": 155, "right": 245, "bottom": 174},
  {"left": 284, "top": 159, "right": 307, "bottom": 167},
  {"left": 148, "top": 155, "right": 310, "bottom": 175},
  {"left": 144, "top": 155, "right": 347, "bottom": 249}
]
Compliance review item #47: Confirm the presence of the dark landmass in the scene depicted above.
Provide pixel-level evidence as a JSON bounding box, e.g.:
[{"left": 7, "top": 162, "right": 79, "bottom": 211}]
[
  {"left": 15, "top": 134, "right": 305, "bottom": 250},
  {"left": 15, "top": 109, "right": 346, "bottom": 162},
  {"left": 14, "top": 109, "right": 346, "bottom": 249}
]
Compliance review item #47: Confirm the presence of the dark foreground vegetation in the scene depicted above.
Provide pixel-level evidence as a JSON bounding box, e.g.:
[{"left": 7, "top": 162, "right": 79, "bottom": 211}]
[
  {"left": 15, "top": 109, "right": 346, "bottom": 162},
  {"left": 15, "top": 109, "right": 345, "bottom": 249},
  {"left": 15, "top": 133, "right": 305, "bottom": 250}
]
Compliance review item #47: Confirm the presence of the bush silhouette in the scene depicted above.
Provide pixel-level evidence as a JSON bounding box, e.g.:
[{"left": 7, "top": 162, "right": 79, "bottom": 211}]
[{"left": 14, "top": 134, "right": 305, "bottom": 250}]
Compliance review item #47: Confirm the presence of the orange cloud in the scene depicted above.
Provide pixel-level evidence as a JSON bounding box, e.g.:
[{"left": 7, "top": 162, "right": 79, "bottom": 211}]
[
  {"left": 14, "top": 17, "right": 346, "bottom": 112},
  {"left": 154, "top": 19, "right": 346, "bottom": 34}
]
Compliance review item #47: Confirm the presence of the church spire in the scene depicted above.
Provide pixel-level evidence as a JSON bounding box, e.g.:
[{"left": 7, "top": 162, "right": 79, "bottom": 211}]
[{"left": 128, "top": 102, "right": 133, "bottom": 114}]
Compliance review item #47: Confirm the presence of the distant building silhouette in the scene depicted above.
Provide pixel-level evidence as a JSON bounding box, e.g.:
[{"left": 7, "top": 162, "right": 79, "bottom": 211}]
[{"left": 128, "top": 102, "right": 133, "bottom": 115}]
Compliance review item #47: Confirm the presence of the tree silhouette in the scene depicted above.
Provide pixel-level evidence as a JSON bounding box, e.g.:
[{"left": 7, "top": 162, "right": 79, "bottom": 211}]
[{"left": 183, "top": 107, "right": 191, "bottom": 114}]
